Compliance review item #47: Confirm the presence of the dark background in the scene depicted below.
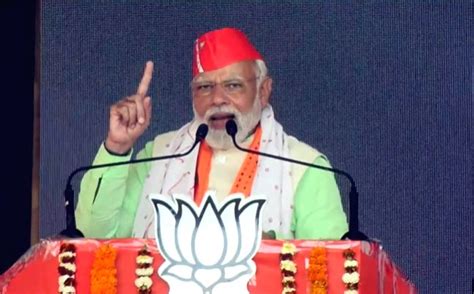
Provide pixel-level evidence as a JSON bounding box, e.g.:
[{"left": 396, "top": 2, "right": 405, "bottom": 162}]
[
  {"left": 0, "top": 1, "right": 34, "bottom": 274},
  {"left": 2, "top": 1, "right": 473, "bottom": 293}
]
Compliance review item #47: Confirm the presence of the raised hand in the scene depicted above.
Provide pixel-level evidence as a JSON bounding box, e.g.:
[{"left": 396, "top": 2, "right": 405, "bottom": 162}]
[{"left": 104, "top": 61, "right": 154, "bottom": 154}]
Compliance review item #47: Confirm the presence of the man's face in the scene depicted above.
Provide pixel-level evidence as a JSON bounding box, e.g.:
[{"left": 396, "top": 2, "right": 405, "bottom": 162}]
[{"left": 192, "top": 61, "right": 272, "bottom": 149}]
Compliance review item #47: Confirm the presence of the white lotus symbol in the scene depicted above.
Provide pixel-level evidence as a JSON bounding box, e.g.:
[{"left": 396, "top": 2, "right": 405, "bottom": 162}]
[{"left": 149, "top": 193, "right": 266, "bottom": 294}]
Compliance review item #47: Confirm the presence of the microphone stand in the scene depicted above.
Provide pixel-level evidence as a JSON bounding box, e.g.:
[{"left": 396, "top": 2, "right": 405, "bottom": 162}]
[
  {"left": 59, "top": 124, "right": 209, "bottom": 238},
  {"left": 225, "top": 120, "right": 368, "bottom": 241}
]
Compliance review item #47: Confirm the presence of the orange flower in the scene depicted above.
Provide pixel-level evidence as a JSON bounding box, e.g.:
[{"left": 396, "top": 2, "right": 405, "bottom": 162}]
[
  {"left": 312, "top": 287, "right": 327, "bottom": 294},
  {"left": 90, "top": 244, "right": 118, "bottom": 294},
  {"left": 308, "top": 247, "right": 328, "bottom": 294}
]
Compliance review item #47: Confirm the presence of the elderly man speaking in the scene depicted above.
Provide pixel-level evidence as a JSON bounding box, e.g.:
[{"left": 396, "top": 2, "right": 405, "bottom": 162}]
[{"left": 75, "top": 27, "right": 348, "bottom": 240}]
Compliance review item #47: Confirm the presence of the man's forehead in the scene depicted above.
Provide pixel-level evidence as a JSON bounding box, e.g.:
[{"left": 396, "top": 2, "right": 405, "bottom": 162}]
[{"left": 193, "top": 61, "right": 256, "bottom": 82}]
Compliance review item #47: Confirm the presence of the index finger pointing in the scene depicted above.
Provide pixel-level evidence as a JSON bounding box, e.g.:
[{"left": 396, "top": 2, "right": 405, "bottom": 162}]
[{"left": 137, "top": 61, "right": 154, "bottom": 96}]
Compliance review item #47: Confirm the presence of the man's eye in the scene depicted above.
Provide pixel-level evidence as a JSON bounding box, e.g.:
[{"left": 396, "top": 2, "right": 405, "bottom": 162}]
[
  {"left": 197, "top": 84, "right": 213, "bottom": 91},
  {"left": 225, "top": 82, "right": 243, "bottom": 90}
]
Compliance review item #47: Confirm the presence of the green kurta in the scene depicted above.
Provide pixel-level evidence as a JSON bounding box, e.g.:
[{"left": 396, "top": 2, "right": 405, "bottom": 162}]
[{"left": 75, "top": 133, "right": 348, "bottom": 240}]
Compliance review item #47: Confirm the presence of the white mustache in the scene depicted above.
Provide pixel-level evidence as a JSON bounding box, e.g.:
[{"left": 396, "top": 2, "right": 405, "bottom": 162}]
[
  {"left": 192, "top": 97, "right": 262, "bottom": 150},
  {"left": 204, "top": 106, "right": 242, "bottom": 125}
]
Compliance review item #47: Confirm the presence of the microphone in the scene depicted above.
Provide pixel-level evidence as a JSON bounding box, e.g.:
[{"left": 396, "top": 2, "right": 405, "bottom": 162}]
[
  {"left": 225, "top": 120, "right": 368, "bottom": 241},
  {"left": 60, "top": 124, "right": 209, "bottom": 238}
]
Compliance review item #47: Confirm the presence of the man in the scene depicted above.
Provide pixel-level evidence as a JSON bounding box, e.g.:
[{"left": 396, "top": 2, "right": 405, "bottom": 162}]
[{"left": 75, "top": 27, "right": 348, "bottom": 240}]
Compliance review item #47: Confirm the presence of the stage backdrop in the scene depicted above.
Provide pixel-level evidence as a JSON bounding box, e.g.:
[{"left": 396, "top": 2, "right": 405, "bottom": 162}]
[{"left": 40, "top": 2, "right": 472, "bottom": 293}]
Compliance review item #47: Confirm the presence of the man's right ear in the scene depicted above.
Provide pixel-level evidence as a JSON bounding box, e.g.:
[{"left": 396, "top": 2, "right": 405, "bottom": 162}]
[{"left": 259, "top": 77, "right": 272, "bottom": 108}]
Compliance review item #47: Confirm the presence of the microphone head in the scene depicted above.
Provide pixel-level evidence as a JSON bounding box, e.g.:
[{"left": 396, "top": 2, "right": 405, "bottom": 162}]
[
  {"left": 225, "top": 119, "right": 238, "bottom": 137},
  {"left": 196, "top": 124, "right": 209, "bottom": 141}
]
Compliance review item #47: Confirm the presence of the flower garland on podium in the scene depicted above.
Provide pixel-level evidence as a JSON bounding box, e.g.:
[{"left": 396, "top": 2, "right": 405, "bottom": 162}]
[
  {"left": 90, "top": 244, "right": 118, "bottom": 294},
  {"left": 308, "top": 247, "right": 328, "bottom": 294},
  {"left": 342, "top": 248, "right": 359, "bottom": 294},
  {"left": 58, "top": 243, "right": 77, "bottom": 294},
  {"left": 135, "top": 245, "right": 154, "bottom": 293},
  {"left": 280, "top": 242, "right": 297, "bottom": 293}
]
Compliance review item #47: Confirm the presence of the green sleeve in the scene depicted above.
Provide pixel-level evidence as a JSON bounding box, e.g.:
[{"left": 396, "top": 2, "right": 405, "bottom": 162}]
[
  {"left": 291, "top": 156, "right": 349, "bottom": 240},
  {"left": 75, "top": 142, "right": 154, "bottom": 238}
]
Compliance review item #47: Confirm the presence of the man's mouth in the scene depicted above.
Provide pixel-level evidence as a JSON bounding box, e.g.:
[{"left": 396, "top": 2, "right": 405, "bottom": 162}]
[{"left": 208, "top": 113, "right": 235, "bottom": 129}]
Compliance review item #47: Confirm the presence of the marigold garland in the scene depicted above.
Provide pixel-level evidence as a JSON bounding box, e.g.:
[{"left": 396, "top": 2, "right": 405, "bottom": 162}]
[
  {"left": 58, "top": 243, "right": 77, "bottom": 294},
  {"left": 308, "top": 247, "right": 328, "bottom": 294},
  {"left": 90, "top": 244, "right": 118, "bottom": 294},
  {"left": 342, "top": 248, "right": 359, "bottom": 294},
  {"left": 280, "top": 242, "right": 297, "bottom": 294},
  {"left": 135, "top": 245, "right": 154, "bottom": 293}
]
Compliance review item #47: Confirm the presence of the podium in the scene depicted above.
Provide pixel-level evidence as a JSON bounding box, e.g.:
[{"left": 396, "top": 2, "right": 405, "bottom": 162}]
[{"left": 0, "top": 238, "right": 416, "bottom": 293}]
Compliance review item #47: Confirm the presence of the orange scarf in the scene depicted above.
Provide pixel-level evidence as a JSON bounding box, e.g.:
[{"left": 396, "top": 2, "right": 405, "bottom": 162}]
[{"left": 194, "top": 126, "right": 262, "bottom": 206}]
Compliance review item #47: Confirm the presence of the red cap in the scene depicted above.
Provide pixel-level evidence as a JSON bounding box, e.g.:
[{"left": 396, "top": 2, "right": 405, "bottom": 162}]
[{"left": 192, "top": 28, "right": 263, "bottom": 77}]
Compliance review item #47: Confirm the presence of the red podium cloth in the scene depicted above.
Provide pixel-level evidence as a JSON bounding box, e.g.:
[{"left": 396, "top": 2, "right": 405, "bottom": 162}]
[{"left": 0, "top": 238, "right": 416, "bottom": 293}]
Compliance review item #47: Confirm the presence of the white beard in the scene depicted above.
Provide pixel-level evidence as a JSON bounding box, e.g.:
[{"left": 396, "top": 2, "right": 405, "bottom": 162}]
[{"left": 193, "top": 97, "right": 263, "bottom": 150}]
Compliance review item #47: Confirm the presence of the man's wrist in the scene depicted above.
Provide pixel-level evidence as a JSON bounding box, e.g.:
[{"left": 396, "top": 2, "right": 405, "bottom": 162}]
[{"left": 103, "top": 141, "right": 131, "bottom": 156}]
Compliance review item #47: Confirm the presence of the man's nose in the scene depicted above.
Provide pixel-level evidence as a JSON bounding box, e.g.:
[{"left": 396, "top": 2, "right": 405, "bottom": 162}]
[{"left": 210, "top": 84, "right": 229, "bottom": 106}]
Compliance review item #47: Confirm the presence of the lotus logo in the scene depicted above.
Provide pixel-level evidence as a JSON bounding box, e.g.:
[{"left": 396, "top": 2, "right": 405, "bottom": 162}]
[{"left": 149, "top": 193, "right": 266, "bottom": 294}]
